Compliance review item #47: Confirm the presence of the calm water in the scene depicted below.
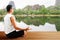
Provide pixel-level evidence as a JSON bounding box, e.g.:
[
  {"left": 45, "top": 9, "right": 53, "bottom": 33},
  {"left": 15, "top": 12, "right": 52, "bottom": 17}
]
[{"left": 0, "top": 16, "right": 60, "bottom": 31}]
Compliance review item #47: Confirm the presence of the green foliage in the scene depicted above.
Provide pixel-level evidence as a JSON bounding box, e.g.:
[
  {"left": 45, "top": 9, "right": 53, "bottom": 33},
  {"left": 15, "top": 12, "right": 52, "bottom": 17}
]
[
  {"left": 0, "top": 6, "right": 60, "bottom": 15},
  {"left": 13, "top": 9, "right": 25, "bottom": 15},
  {"left": 0, "top": 9, "right": 6, "bottom": 15}
]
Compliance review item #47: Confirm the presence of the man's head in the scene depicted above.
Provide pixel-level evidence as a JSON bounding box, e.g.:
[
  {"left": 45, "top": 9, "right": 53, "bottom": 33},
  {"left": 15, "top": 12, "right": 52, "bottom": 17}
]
[{"left": 6, "top": 5, "right": 14, "bottom": 13}]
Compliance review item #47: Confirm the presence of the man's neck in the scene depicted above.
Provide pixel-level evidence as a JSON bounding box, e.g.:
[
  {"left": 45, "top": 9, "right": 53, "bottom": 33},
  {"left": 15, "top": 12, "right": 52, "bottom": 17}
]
[{"left": 7, "top": 12, "right": 12, "bottom": 14}]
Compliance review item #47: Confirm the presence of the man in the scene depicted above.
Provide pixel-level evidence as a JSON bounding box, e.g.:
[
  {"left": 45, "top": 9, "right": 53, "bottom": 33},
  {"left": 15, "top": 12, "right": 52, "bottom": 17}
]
[{"left": 4, "top": 5, "right": 29, "bottom": 38}]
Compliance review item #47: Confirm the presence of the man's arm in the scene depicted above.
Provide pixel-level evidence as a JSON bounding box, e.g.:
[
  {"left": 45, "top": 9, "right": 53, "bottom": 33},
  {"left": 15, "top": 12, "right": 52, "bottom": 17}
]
[{"left": 10, "top": 16, "right": 29, "bottom": 30}]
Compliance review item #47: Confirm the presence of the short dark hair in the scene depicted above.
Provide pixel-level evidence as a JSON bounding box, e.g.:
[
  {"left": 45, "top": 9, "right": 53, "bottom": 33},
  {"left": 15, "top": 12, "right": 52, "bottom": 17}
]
[{"left": 6, "top": 5, "right": 12, "bottom": 12}]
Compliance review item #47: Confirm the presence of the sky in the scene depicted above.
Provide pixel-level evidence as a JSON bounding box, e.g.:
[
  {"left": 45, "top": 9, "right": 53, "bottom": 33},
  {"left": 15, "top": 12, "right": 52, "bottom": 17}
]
[{"left": 0, "top": 0, "right": 56, "bottom": 9}]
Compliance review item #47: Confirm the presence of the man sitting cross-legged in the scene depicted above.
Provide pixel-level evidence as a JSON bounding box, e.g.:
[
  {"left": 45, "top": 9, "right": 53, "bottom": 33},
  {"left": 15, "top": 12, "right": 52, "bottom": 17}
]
[{"left": 4, "top": 5, "right": 29, "bottom": 39}]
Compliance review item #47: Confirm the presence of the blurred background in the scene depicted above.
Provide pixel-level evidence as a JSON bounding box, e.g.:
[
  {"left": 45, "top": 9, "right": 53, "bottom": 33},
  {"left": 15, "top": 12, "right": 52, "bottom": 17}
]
[{"left": 0, "top": 0, "right": 60, "bottom": 31}]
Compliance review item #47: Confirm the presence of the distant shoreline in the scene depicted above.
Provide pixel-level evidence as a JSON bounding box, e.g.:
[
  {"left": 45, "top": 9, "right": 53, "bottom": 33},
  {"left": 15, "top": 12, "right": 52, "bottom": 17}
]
[{"left": 0, "top": 15, "right": 60, "bottom": 17}]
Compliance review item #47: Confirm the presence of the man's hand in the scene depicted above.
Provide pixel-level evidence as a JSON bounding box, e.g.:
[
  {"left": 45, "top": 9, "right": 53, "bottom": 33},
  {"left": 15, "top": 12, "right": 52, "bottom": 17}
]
[{"left": 24, "top": 27, "right": 30, "bottom": 31}]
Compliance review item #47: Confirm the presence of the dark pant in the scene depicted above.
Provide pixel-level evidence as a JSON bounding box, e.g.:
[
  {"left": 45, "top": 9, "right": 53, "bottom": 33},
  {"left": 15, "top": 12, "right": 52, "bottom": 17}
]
[{"left": 6, "top": 30, "right": 24, "bottom": 38}]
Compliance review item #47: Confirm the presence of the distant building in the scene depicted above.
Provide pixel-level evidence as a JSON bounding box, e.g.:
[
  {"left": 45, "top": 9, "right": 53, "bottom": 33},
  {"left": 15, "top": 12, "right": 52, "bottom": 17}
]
[
  {"left": 8, "top": 1, "right": 16, "bottom": 9},
  {"left": 55, "top": 0, "right": 60, "bottom": 6}
]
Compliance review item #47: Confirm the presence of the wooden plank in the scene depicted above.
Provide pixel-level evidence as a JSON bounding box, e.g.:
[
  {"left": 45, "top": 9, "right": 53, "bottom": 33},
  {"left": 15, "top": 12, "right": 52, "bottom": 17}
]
[
  {"left": 0, "top": 32, "right": 60, "bottom": 40},
  {"left": 27, "top": 32, "right": 60, "bottom": 39},
  {"left": 27, "top": 39, "right": 60, "bottom": 40}
]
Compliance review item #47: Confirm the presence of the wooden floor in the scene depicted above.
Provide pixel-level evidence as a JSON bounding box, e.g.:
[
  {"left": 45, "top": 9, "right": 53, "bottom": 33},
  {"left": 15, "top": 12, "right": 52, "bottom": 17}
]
[
  {"left": 27, "top": 32, "right": 60, "bottom": 40},
  {"left": 0, "top": 32, "right": 60, "bottom": 40}
]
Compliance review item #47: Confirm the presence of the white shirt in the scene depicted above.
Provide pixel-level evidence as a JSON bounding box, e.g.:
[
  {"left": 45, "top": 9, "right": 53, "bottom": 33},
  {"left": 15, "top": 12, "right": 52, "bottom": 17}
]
[{"left": 4, "top": 13, "right": 15, "bottom": 34}]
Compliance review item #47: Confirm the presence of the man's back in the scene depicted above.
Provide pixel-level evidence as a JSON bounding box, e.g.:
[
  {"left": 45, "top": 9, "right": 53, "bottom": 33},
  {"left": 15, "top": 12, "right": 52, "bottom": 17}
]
[{"left": 4, "top": 13, "right": 15, "bottom": 34}]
